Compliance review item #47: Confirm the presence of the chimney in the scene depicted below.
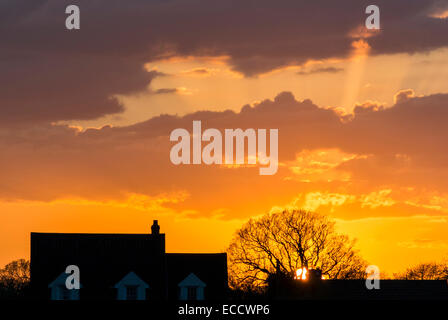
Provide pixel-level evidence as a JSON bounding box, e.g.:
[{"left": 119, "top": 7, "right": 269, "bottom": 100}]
[{"left": 151, "top": 220, "right": 160, "bottom": 235}]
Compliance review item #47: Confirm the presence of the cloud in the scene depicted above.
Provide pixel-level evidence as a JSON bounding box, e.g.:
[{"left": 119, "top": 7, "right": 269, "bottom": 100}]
[
  {"left": 153, "top": 87, "right": 192, "bottom": 95},
  {"left": 394, "top": 89, "right": 415, "bottom": 104},
  {"left": 301, "top": 192, "right": 355, "bottom": 212},
  {"left": 353, "top": 101, "right": 384, "bottom": 115},
  {"left": 154, "top": 88, "right": 179, "bottom": 95},
  {"left": 1, "top": 89, "right": 448, "bottom": 221},
  {"left": 180, "top": 68, "right": 215, "bottom": 77},
  {"left": 2, "top": 0, "right": 448, "bottom": 124},
  {"left": 297, "top": 67, "right": 344, "bottom": 75},
  {"left": 0, "top": 54, "right": 160, "bottom": 124}
]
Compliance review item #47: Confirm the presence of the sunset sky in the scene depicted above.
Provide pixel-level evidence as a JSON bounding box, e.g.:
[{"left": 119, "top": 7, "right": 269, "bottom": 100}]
[{"left": 2, "top": 0, "right": 448, "bottom": 275}]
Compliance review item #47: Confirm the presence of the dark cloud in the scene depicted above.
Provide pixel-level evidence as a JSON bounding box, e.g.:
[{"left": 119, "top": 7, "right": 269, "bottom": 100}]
[
  {"left": 1, "top": 0, "right": 448, "bottom": 123},
  {"left": 0, "top": 56, "right": 158, "bottom": 123},
  {"left": 394, "top": 89, "right": 415, "bottom": 104},
  {"left": 353, "top": 101, "right": 384, "bottom": 115},
  {"left": 342, "top": 93, "right": 448, "bottom": 156},
  {"left": 182, "top": 68, "right": 211, "bottom": 75},
  {"left": 1, "top": 90, "right": 448, "bottom": 221},
  {"left": 297, "top": 67, "right": 344, "bottom": 75},
  {"left": 154, "top": 88, "right": 179, "bottom": 94}
]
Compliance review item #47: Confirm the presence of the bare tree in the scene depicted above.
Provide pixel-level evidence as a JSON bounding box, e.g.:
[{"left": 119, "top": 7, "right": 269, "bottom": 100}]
[
  {"left": 0, "top": 259, "right": 30, "bottom": 297},
  {"left": 394, "top": 262, "right": 448, "bottom": 280},
  {"left": 227, "top": 209, "right": 367, "bottom": 290}
]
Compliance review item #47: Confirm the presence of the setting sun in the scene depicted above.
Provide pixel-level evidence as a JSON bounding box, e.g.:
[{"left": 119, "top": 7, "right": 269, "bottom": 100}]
[{"left": 295, "top": 268, "right": 308, "bottom": 280}]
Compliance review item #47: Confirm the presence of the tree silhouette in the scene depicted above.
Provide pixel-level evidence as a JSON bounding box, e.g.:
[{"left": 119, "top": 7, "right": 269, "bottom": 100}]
[
  {"left": 394, "top": 262, "right": 448, "bottom": 280},
  {"left": 227, "top": 209, "right": 367, "bottom": 290},
  {"left": 0, "top": 259, "right": 30, "bottom": 298}
]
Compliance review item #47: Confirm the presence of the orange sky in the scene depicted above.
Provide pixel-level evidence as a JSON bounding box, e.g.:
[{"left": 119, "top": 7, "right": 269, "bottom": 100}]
[{"left": 2, "top": 0, "right": 448, "bottom": 276}]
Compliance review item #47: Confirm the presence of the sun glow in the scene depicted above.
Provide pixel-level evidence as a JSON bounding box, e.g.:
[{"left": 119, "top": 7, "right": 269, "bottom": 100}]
[
  {"left": 341, "top": 39, "right": 371, "bottom": 111},
  {"left": 295, "top": 268, "right": 307, "bottom": 280}
]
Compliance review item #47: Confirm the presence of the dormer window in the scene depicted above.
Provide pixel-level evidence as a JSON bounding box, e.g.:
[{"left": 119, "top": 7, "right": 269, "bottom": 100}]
[
  {"left": 126, "top": 285, "right": 138, "bottom": 300},
  {"left": 114, "top": 272, "right": 149, "bottom": 301},
  {"left": 178, "top": 273, "right": 206, "bottom": 301},
  {"left": 48, "top": 272, "right": 81, "bottom": 300},
  {"left": 187, "top": 286, "right": 198, "bottom": 300},
  {"left": 60, "top": 285, "right": 71, "bottom": 300}
]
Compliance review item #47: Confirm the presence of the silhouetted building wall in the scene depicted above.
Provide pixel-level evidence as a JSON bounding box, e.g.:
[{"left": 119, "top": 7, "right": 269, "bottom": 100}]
[{"left": 30, "top": 220, "right": 227, "bottom": 301}]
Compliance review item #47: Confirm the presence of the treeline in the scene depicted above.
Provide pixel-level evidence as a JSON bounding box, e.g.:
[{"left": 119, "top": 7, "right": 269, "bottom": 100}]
[
  {"left": 393, "top": 261, "right": 448, "bottom": 280},
  {"left": 0, "top": 259, "right": 30, "bottom": 299}
]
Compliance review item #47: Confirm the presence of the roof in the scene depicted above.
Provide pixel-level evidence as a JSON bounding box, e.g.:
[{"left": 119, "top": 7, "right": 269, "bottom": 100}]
[
  {"left": 166, "top": 253, "right": 228, "bottom": 300},
  {"left": 178, "top": 273, "right": 206, "bottom": 288},
  {"left": 114, "top": 272, "right": 149, "bottom": 288},
  {"left": 31, "top": 232, "right": 165, "bottom": 293}
]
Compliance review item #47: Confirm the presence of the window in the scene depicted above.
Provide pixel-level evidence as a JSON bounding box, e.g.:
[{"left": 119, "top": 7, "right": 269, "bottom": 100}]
[
  {"left": 114, "top": 272, "right": 149, "bottom": 300},
  {"left": 178, "top": 273, "right": 206, "bottom": 301},
  {"left": 59, "top": 285, "right": 71, "bottom": 300},
  {"left": 187, "top": 286, "right": 197, "bottom": 300},
  {"left": 49, "top": 272, "right": 81, "bottom": 301},
  {"left": 126, "top": 285, "right": 138, "bottom": 300}
]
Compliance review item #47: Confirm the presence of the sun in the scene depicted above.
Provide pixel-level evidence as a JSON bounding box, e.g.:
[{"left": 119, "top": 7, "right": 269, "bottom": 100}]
[{"left": 295, "top": 268, "right": 307, "bottom": 280}]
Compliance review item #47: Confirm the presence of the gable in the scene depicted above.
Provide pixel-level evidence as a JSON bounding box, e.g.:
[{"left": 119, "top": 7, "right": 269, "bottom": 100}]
[
  {"left": 178, "top": 273, "right": 206, "bottom": 288},
  {"left": 114, "top": 271, "right": 149, "bottom": 289},
  {"left": 48, "top": 272, "right": 68, "bottom": 288},
  {"left": 48, "top": 271, "right": 82, "bottom": 288}
]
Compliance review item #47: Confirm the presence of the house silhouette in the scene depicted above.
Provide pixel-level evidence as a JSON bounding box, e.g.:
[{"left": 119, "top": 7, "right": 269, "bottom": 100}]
[{"left": 30, "top": 220, "right": 228, "bottom": 300}]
